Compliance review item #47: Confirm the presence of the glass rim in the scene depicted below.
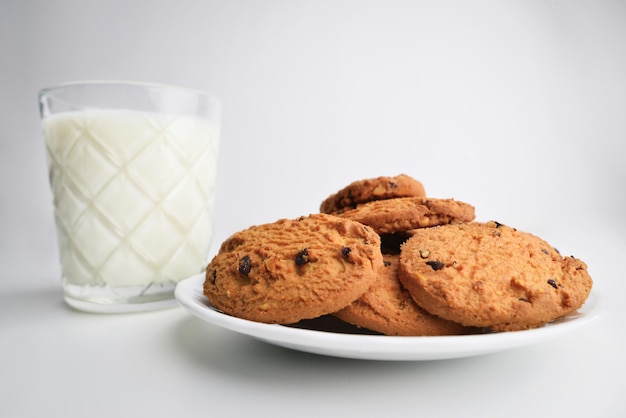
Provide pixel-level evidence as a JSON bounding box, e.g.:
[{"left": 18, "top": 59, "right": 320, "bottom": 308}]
[{"left": 38, "top": 80, "right": 219, "bottom": 102}]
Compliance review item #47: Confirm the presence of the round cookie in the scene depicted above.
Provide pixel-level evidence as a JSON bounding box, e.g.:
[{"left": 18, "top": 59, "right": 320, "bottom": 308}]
[
  {"left": 320, "top": 174, "right": 426, "bottom": 214},
  {"left": 334, "top": 254, "right": 475, "bottom": 336},
  {"left": 398, "top": 221, "right": 593, "bottom": 331},
  {"left": 335, "top": 197, "right": 476, "bottom": 234},
  {"left": 204, "top": 214, "right": 384, "bottom": 324}
]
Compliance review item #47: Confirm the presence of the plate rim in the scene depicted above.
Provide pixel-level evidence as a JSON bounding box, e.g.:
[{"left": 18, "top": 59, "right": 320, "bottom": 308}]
[{"left": 175, "top": 274, "right": 604, "bottom": 361}]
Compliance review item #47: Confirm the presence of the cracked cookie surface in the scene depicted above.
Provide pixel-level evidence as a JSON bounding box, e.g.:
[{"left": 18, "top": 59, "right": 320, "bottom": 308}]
[
  {"left": 398, "top": 221, "right": 593, "bottom": 331},
  {"left": 335, "top": 197, "right": 475, "bottom": 235},
  {"left": 204, "top": 214, "right": 383, "bottom": 324}
]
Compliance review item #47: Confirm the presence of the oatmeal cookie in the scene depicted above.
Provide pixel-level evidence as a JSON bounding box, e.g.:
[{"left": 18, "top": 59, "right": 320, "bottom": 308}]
[
  {"left": 398, "top": 221, "right": 593, "bottom": 331},
  {"left": 204, "top": 214, "right": 383, "bottom": 324}
]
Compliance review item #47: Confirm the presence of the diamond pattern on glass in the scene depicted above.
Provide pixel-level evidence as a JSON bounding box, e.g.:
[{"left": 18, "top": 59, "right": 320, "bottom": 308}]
[{"left": 43, "top": 109, "right": 219, "bottom": 289}]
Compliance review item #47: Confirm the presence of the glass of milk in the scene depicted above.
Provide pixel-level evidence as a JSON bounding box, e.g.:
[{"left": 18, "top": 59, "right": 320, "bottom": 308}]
[{"left": 39, "top": 81, "right": 220, "bottom": 313}]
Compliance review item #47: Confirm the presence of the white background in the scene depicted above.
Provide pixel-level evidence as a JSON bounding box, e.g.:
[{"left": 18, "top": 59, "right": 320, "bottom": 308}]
[{"left": 1, "top": 1, "right": 625, "bottom": 417}]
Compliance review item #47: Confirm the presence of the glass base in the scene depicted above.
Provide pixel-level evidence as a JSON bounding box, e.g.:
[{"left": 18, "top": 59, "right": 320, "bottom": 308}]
[{"left": 62, "top": 279, "right": 181, "bottom": 313}]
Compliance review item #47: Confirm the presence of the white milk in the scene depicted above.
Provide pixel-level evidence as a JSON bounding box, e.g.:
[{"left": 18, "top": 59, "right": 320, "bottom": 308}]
[{"left": 43, "top": 109, "right": 219, "bottom": 290}]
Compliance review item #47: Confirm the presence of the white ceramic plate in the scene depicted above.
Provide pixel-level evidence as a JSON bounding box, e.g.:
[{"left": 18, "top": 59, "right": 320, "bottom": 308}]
[{"left": 175, "top": 274, "right": 604, "bottom": 361}]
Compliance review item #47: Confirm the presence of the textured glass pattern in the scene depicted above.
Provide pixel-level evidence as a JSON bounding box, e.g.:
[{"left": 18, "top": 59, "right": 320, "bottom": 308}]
[{"left": 43, "top": 109, "right": 219, "bottom": 294}]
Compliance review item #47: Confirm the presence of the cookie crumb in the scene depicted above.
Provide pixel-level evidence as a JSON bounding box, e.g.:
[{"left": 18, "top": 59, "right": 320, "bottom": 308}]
[{"left": 486, "top": 220, "right": 504, "bottom": 228}]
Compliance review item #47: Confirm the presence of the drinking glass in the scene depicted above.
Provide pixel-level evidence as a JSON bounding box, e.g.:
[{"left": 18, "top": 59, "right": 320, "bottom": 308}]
[{"left": 39, "top": 81, "right": 220, "bottom": 313}]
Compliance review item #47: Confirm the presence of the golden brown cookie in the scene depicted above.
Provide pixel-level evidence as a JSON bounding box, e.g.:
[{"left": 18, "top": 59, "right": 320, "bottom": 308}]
[
  {"left": 335, "top": 197, "right": 476, "bottom": 235},
  {"left": 204, "top": 214, "right": 384, "bottom": 324},
  {"left": 398, "top": 221, "right": 593, "bottom": 331},
  {"left": 334, "top": 254, "right": 475, "bottom": 336},
  {"left": 320, "top": 174, "right": 426, "bottom": 214}
]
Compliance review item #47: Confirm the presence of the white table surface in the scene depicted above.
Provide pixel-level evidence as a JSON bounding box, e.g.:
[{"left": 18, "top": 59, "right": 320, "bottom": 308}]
[{"left": 2, "top": 1, "right": 625, "bottom": 417}]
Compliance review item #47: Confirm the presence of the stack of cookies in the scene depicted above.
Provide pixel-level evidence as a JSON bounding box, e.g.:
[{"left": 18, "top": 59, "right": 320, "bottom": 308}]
[{"left": 203, "top": 174, "right": 593, "bottom": 335}]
